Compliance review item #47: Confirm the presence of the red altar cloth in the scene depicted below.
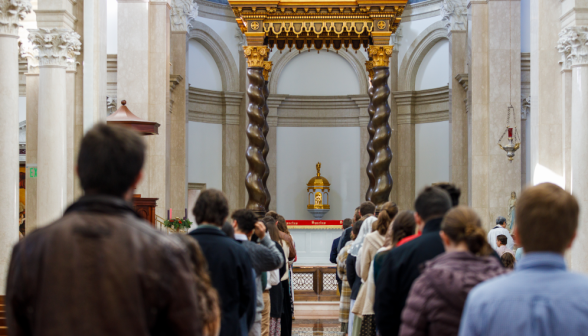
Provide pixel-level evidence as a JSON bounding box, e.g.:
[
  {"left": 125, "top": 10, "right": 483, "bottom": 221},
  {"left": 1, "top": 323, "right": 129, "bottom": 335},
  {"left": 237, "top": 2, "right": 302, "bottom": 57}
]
[{"left": 286, "top": 220, "right": 343, "bottom": 229}]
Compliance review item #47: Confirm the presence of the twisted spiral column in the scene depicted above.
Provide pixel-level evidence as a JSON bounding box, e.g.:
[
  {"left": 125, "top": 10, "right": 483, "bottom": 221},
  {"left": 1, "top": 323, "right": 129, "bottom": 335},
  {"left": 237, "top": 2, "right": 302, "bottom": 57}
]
[
  {"left": 365, "top": 61, "right": 376, "bottom": 202},
  {"left": 244, "top": 46, "right": 270, "bottom": 214},
  {"left": 366, "top": 46, "right": 394, "bottom": 208},
  {"left": 262, "top": 61, "right": 272, "bottom": 210}
]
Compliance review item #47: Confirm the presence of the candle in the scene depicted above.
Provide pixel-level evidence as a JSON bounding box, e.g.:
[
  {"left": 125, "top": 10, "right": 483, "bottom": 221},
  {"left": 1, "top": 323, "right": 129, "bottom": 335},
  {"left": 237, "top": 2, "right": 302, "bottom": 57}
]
[
  {"left": 185, "top": 208, "right": 187, "bottom": 219},
  {"left": 508, "top": 127, "right": 513, "bottom": 138}
]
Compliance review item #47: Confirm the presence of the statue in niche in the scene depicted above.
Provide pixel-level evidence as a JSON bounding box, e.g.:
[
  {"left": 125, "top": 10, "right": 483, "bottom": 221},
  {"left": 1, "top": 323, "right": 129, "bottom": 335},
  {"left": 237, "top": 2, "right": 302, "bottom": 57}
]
[
  {"left": 315, "top": 192, "right": 322, "bottom": 206},
  {"left": 508, "top": 192, "right": 517, "bottom": 231}
]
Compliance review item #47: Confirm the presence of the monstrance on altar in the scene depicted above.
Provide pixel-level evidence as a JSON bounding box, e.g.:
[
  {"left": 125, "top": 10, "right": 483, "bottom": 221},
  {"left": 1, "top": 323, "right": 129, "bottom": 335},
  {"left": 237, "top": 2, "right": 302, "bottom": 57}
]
[{"left": 307, "top": 162, "right": 330, "bottom": 220}]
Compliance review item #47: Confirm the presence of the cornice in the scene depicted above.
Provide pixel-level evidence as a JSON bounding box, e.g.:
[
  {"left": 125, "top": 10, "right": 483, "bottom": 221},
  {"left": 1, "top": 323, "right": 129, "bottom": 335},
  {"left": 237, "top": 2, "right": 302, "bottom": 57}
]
[
  {"left": 393, "top": 85, "right": 449, "bottom": 124},
  {"left": 188, "top": 87, "right": 244, "bottom": 124},
  {"left": 400, "top": 0, "right": 443, "bottom": 22},
  {"left": 195, "top": 0, "right": 236, "bottom": 22},
  {"left": 521, "top": 52, "right": 530, "bottom": 71}
]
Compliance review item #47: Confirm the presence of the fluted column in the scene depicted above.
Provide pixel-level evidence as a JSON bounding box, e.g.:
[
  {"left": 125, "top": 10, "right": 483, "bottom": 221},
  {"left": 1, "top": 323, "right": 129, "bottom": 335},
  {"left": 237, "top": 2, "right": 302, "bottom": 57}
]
[
  {"left": 262, "top": 61, "right": 272, "bottom": 210},
  {"left": 244, "top": 46, "right": 269, "bottom": 216},
  {"left": 365, "top": 46, "right": 393, "bottom": 209},
  {"left": 560, "top": 27, "right": 588, "bottom": 273},
  {"left": 0, "top": 0, "right": 31, "bottom": 294},
  {"left": 29, "top": 28, "right": 81, "bottom": 226}
]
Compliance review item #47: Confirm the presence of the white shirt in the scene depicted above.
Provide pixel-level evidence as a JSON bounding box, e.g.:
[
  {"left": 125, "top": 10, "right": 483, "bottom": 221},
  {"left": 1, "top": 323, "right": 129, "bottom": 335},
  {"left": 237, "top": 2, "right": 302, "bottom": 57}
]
[
  {"left": 487, "top": 225, "right": 514, "bottom": 251},
  {"left": 267, "top": 269, "right": 280, "bottom": 290}
]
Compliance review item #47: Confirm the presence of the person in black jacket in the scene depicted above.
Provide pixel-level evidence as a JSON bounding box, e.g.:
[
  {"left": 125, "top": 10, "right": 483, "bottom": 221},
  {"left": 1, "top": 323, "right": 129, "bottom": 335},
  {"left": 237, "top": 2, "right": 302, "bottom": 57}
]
[
  {"left": 190, "top": 189, "right": 256, "bottom": 336},
  {"left": 374, "top": 186, "right": 452, "bottom": 336},
  {"left": 331, "top": 218, "right": 353, "bottom": 293}
]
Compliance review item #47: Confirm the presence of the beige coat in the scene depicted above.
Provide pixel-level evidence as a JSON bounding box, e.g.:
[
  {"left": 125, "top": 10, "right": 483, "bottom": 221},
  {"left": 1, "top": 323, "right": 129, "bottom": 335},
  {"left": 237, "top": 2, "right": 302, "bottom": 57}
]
[{"left": 351, "top": 231, "right": 385, "bottom": 316}]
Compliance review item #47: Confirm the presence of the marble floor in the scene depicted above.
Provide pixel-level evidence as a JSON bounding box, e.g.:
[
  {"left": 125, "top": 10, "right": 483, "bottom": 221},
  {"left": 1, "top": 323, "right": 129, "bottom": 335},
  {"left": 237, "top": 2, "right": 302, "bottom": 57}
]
[{"left": 292, "top": 319, "right": 340, "bottom": 336}]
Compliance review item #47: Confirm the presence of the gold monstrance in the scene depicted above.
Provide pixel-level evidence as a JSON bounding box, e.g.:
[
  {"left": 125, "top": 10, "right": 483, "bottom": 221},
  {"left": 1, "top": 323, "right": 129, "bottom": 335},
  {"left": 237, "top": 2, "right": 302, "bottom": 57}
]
[{"left": 307, "top": 162, "right": 330, "bottom": 219}]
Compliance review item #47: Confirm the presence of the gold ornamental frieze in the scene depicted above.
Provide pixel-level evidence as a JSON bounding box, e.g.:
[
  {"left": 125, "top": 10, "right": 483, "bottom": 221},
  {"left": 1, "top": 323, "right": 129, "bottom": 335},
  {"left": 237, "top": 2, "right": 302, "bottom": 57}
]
[
  {"left": 243, "top": 46, "right": 270, "bottom": 67},
  {"left": 368, "top": 45, "right": 393, "bottom": 67}
]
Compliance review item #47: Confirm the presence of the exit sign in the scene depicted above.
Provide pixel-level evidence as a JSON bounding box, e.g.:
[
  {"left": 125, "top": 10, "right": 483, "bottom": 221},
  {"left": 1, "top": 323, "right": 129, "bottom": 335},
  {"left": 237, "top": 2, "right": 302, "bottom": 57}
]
[{"left": 26, "top": 164, "right": 37, "bottom": 178}]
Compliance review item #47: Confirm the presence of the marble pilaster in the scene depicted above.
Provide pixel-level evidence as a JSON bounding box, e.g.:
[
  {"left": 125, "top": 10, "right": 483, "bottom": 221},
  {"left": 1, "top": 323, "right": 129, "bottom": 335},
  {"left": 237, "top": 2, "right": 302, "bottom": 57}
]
[
  {"left": 529, "top": 0, "right": 563, "bottom": 189},
  {"left": 66, "top": 64, "right": 77, "bottom": 205},
  {"left": 469, "top": 0, "right": 521, "bottom": 230},
  {"left": 24, "top": 67, "right": 38, "bottom": 233},
  {"left": 444, "top": 0, "right": 469, "bottom": 205},
  {"left": 29, "top": 28, "right": 81, "bottom": 226},
  {"left": 0, "top": 0, "right": 31, "bottom": 294},
  {"left": 147, "top": 0, "right": 171, "bottom": 220}
]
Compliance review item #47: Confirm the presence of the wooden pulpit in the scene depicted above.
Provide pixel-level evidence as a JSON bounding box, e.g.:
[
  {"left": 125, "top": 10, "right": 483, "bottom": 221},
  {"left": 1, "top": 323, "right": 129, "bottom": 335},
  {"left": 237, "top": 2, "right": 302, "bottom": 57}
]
[{"left": 133, "top": 195, "right": 158, "bottom": 226}]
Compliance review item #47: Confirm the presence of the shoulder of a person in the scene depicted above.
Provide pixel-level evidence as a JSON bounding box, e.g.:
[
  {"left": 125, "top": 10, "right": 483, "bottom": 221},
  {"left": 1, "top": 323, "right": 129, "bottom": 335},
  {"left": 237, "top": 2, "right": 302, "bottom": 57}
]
[{"left": 468, "top": 272, "right": 514, "bottom": 300}]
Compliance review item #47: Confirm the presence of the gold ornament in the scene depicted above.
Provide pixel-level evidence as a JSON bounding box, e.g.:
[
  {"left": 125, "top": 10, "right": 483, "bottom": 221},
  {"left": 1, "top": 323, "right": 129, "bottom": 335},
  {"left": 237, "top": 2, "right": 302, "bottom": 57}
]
[
  {"left": 250, "top": 21, "right": 259, "bottom": 30},
  {"left": 377, "top": 21, "right": 386, "bottom": 30},
  {"left": 366, "top": 60, "right": 374, "bottom": 79},
  {"left": 307, "top": 162, "right": 331, "bottom": 211},
  {"left": 262, "top": 61, "right": 272, "bottom": 81},
  {"left": 243, "top": 46, "right": 270, "bottom": 68},
  {"left": 368, "top": 45, "right": 394, "bottom": 67}
]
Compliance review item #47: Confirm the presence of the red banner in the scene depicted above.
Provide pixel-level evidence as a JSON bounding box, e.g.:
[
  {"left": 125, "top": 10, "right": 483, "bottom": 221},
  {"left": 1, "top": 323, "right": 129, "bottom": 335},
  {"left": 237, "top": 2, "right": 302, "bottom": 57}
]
[{"left": 286, "top": 220, "right": 343, "bottom": 229}]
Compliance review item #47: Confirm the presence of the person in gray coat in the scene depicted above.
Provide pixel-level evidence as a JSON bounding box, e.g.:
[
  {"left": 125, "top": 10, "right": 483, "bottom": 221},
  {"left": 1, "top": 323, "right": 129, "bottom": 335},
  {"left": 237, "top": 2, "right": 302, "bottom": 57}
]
[{"left": 231, "top": 210, "right": 284, "bottom": 336}]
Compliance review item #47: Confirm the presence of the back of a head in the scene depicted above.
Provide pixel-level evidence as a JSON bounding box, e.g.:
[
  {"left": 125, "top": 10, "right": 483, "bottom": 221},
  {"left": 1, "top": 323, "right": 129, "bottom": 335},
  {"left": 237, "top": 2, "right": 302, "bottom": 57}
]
[
  {"left": 354, "top": 209, "right": 362, "bottom": 222},
  {"left": 352, "top": 220, "right": 363, "bottom": 238},
  {"left": 497, "top": 234, "right": 508, "bottom": 246},
  {"left": 359, "top": 201, "right": 376, "bottom": 216},
  {"left": 263, "top": 217, "right": 282, "bottom": 243},
  {"left": 414, "top": 186, "right": 452, "bottom": 222},
  {"left": 231, "top": 209, "right": 258, "bottom": 234},
  {"left": 388, "top": 210, "right": 416, "bottom": 247},
  {"left": 517, "top": 183, "right": 579, "bottom": 253},
  {"left": 501, "top": 252, "right": 515, "bottom": 269},
  {"left": 441, "top": 206, "right": 492, "bottom": 256},
  {"left": 78, "top": 124, "right": 145, "bottom": 197},
  {"left": 376, "top": 202, "right": 399, "bottom": 235},
  {"left": 194, "top": 189, "right": 229, "bottom": 226},
  {"left": 266, "top": 211, "right": 279, "bottom": 220},
  {"left": 276, "top": 215, "right": 290, "bottom": 234},
  {"left": 222, "top": 221, "right": 235, "bottom": 239},
  {"left": 433, "top": 182, "right": 461, "bottom": 207},
  {"left": 342, "top": 218, "right": 353, "bottom": 230}
]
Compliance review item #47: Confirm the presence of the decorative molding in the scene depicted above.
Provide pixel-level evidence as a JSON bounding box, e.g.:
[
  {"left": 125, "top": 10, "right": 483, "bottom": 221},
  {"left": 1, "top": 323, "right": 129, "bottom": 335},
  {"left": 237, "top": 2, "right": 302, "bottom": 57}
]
[
  {"left": 393, "top": 85, "right": 449, "bottom": 124},
  {"left": 170, "top": 74, "right": 183, "bottom": 91},
  {"left": 521, "top": 52, "right": 530, "bottom": 71},
  {"left": 399, "top": 21, "right": 448, "bottom": 91},
  {"left": 521, "top": 96, "right": 530, "bottom": 120},
  {"left": 188, "top": 182, "right": 206, "bottom": 190},
  {"left": 557, "top": 26, "right": 588, "bottom": 67},
  {"left": 442, "top": 0, "right": 467, "bottom": 32},
  {"left": 368, "top": 45, "right": 394, "bottom": 67},
  {"left": 170, "top": 0, "right": 197, "bottom": 32},
  {"left": 19, "top": 37, "right": 38, "bottom": 72},
  {"left": 194, "top": 0, "right": 235, "bottom": 22},
  {"left": 455, "top": 73, "right": 468, "bottom": 91},
  {"left": 268, "top": 47, "right": 369, "bottom": 95},
  {"left": 0, "top": 0, "right": 31, "bottom": 36},
  {"left": 28, "top": 28, "right": 81, "bottom": 67},
  {"left": 243, "top": 46, "right": 269, "bottom": 67},
  {"left": 187, "top": 86, "right": 244, "bottom": 124},
  {"left": 106, "top": 96, "right": 117, "bottom": 116},
  {"left": 188, "top": 20, "right": 239, "bottom": 91},
  {"left": 107, "top": 54, "right": 117, "bottom": 97},
  {"left": 391, "top": 26, "right": 402, "bottom": 49},
  {"left": 401, "top": 0, "right": 443, "bottom": 22},
  {"left": 273, "top": 94, "right": 369, "bottom": 127}
]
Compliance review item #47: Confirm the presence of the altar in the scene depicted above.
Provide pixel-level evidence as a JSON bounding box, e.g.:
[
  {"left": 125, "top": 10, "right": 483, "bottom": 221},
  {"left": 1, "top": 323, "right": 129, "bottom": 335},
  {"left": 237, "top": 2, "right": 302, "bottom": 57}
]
[{"left": 287, "top": 220, "right": 343, "bottom": 265}]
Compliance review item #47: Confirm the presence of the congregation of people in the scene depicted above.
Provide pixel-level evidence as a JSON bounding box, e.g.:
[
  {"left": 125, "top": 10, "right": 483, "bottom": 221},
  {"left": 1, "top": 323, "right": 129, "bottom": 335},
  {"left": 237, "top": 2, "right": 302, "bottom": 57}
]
[{"left": 5, "top": 123, "right": 588, "bottom": 336}]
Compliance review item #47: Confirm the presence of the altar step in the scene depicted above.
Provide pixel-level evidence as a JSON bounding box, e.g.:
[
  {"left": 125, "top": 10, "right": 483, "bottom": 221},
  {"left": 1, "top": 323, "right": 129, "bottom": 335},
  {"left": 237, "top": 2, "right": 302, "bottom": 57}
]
[{"left": 294, "top": 301, "right": 339, "bottom": 320}]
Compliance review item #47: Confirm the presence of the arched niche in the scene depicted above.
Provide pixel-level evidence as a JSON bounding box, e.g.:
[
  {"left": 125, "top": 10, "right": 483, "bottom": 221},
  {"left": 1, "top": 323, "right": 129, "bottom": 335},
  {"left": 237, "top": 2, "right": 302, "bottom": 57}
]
[
  {"left": 415, "top": 39, "right": 449, "bottom": 90},
  {"left": 187, "top": 20, "right": 239, "bottom": 92},
  {"left": 188, "top": 40, "right": 223, "bottom": 91}
]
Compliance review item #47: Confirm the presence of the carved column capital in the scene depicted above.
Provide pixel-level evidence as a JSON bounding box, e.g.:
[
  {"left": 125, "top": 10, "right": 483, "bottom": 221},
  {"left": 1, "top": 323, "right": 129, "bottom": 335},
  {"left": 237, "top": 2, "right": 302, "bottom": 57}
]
[
  {"left": 262, "top": 61, "right": 272, "bottom": 81},
  {"left": 391, "top": 26, "right": 402, "bottom": 49},
  {"left": 0, "top": 0, "right": 31, "bottom": 36},
  {"left": 521, "top": 96, "right": 531, "bottom": 120},
  {"left": 243, "top": 46, "right": 270, "bottom": 67},
  {"left": 368, "top": 45, "right": 393, "bottom": 67},
  {"left": 442, "top": 0, "right": 467, "bottom": 32},
  {"left": 19, "top": 37, "right": 38, "bottom": 72},
  {"left": 170, "top": 0, "right": 197, "bottom": 32},
  {"left": 28, "top": 28, "right": 81, "bottom": 67},
  {"left": 557, "top": 26, "right": 588, "bottom": 67}
]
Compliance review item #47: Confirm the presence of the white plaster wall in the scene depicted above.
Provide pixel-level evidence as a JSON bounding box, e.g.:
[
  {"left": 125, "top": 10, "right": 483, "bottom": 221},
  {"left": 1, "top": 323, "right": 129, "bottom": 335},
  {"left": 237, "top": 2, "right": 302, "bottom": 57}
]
[
  {"left": 18, "top": 97, "right": 26, "bottom": 122},
  {"left": 276, "top": 127, "right": 360, "bottom": 220},
  {"left": 397, "top": 15, "right": 444, "bottom": 66},
  {"left": 188, "top": 122, "right": 223, "bottom": 190},
  {"left": 188, "top": 40, "right": 223, "bottom": 91},
  {"left": 520, "top": 0, "right": 530, "bottom": 53},
  {"left": 415, "top": 40, "right": 449, "bottom": 90},
  {"left": 276, "top": 52, "right": 360, "bottom": 95},
  {"left": 106, "top": 0, "right": 117, "bottom": 54},
  {"left": 290, "top": 229, "right": 344, "bottom": 265},
  {"left": 415, "top": 121, "right": 450, "bottom": 193},
  {"left": 194, "top": 17, "right": 241, "bottom": 72}
]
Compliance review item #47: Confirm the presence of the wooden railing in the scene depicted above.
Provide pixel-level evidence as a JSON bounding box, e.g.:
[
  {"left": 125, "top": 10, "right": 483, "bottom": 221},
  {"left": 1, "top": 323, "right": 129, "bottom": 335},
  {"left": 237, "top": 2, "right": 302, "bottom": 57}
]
[{"left": 292, "top": 266, "right": 339, "bottom": 302}]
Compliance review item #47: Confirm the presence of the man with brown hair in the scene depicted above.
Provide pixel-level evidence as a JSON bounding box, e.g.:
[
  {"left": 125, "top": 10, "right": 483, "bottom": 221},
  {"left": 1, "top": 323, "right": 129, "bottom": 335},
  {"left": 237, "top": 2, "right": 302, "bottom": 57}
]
[{"left": 460, "top": 183, "right": 588, "bottom": 336}]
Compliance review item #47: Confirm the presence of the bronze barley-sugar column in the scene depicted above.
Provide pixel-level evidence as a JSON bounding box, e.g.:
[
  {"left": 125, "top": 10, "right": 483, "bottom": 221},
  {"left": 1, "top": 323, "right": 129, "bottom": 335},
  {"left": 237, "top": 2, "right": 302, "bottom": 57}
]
[
  {"left": 365, "top": 61, "right": 376, "bottom": 202},
  {"left": 244, "top": 46, "right": 270, "bottom": 216},
  {"left": 366, "top": 46, "right": 394, "bottom": 209},
  {"left": 261, "top": 61, "right": 272, "bottom": 210}
]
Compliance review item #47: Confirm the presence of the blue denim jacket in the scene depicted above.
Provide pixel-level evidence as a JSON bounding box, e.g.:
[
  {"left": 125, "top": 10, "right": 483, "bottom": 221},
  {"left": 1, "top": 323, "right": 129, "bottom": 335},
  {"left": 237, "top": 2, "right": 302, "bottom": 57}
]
[{"left": 459, "top": 252, "right": 588, "bottom": 336}]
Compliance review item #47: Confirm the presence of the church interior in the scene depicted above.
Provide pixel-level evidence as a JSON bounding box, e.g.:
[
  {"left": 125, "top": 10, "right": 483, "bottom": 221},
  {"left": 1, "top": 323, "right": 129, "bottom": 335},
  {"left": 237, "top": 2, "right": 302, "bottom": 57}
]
[{"left": 1, "top": 0, "right": 587, "bottom": 333}]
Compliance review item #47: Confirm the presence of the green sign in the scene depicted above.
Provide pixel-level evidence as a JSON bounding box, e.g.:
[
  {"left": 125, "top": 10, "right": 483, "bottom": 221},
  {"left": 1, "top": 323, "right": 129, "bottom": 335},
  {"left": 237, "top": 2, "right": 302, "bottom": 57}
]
[{"left": 29, "top": 167, "right": 37, "bottom": 178}]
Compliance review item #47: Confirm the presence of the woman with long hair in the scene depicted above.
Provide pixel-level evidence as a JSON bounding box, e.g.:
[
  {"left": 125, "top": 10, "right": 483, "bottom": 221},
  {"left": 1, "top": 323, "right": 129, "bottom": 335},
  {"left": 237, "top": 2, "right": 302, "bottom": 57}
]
[
  {"left": 399, "top": 207, "right": 506, "bottom": 336},
  {"left": 373, "top": 211, "right": 416, "bottom": 281},
  {"left": 276, "top": 215, "right": 295, "bottom": 336},
  {"left": 172, "top": 234, "right": 221, "bottom": 336},
  {"left": 352, "top": 202, "right": 398, "bottom": 336}
]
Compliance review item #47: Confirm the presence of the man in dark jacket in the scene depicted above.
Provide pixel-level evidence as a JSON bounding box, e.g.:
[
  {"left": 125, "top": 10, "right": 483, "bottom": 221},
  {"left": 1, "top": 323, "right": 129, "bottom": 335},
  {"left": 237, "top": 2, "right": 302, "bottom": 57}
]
[
  {"left": 6, "top": 124, "right": 201, "bottom": 336},
  {"left": 374, "top": 186, "right": 452, "bottom": 336},
  {"left": 190, "top": 190, "right": 255, "bottom": 336},
  {"left": 331, "top": 218, "right": 352, "bottom": 292}
]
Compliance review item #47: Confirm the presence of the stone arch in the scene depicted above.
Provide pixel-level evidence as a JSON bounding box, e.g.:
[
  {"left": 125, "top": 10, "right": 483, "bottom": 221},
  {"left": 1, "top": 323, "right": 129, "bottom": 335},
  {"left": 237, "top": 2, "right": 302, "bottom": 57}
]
[
  {"left": 398, "top": 20, "right": 448, "bottom": 91},
  {"left": 268, "top": 47, "right": 369, "bottom": 94},
  {"left": 187, "top": 20, "right": 239, "bottom": 92}
]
